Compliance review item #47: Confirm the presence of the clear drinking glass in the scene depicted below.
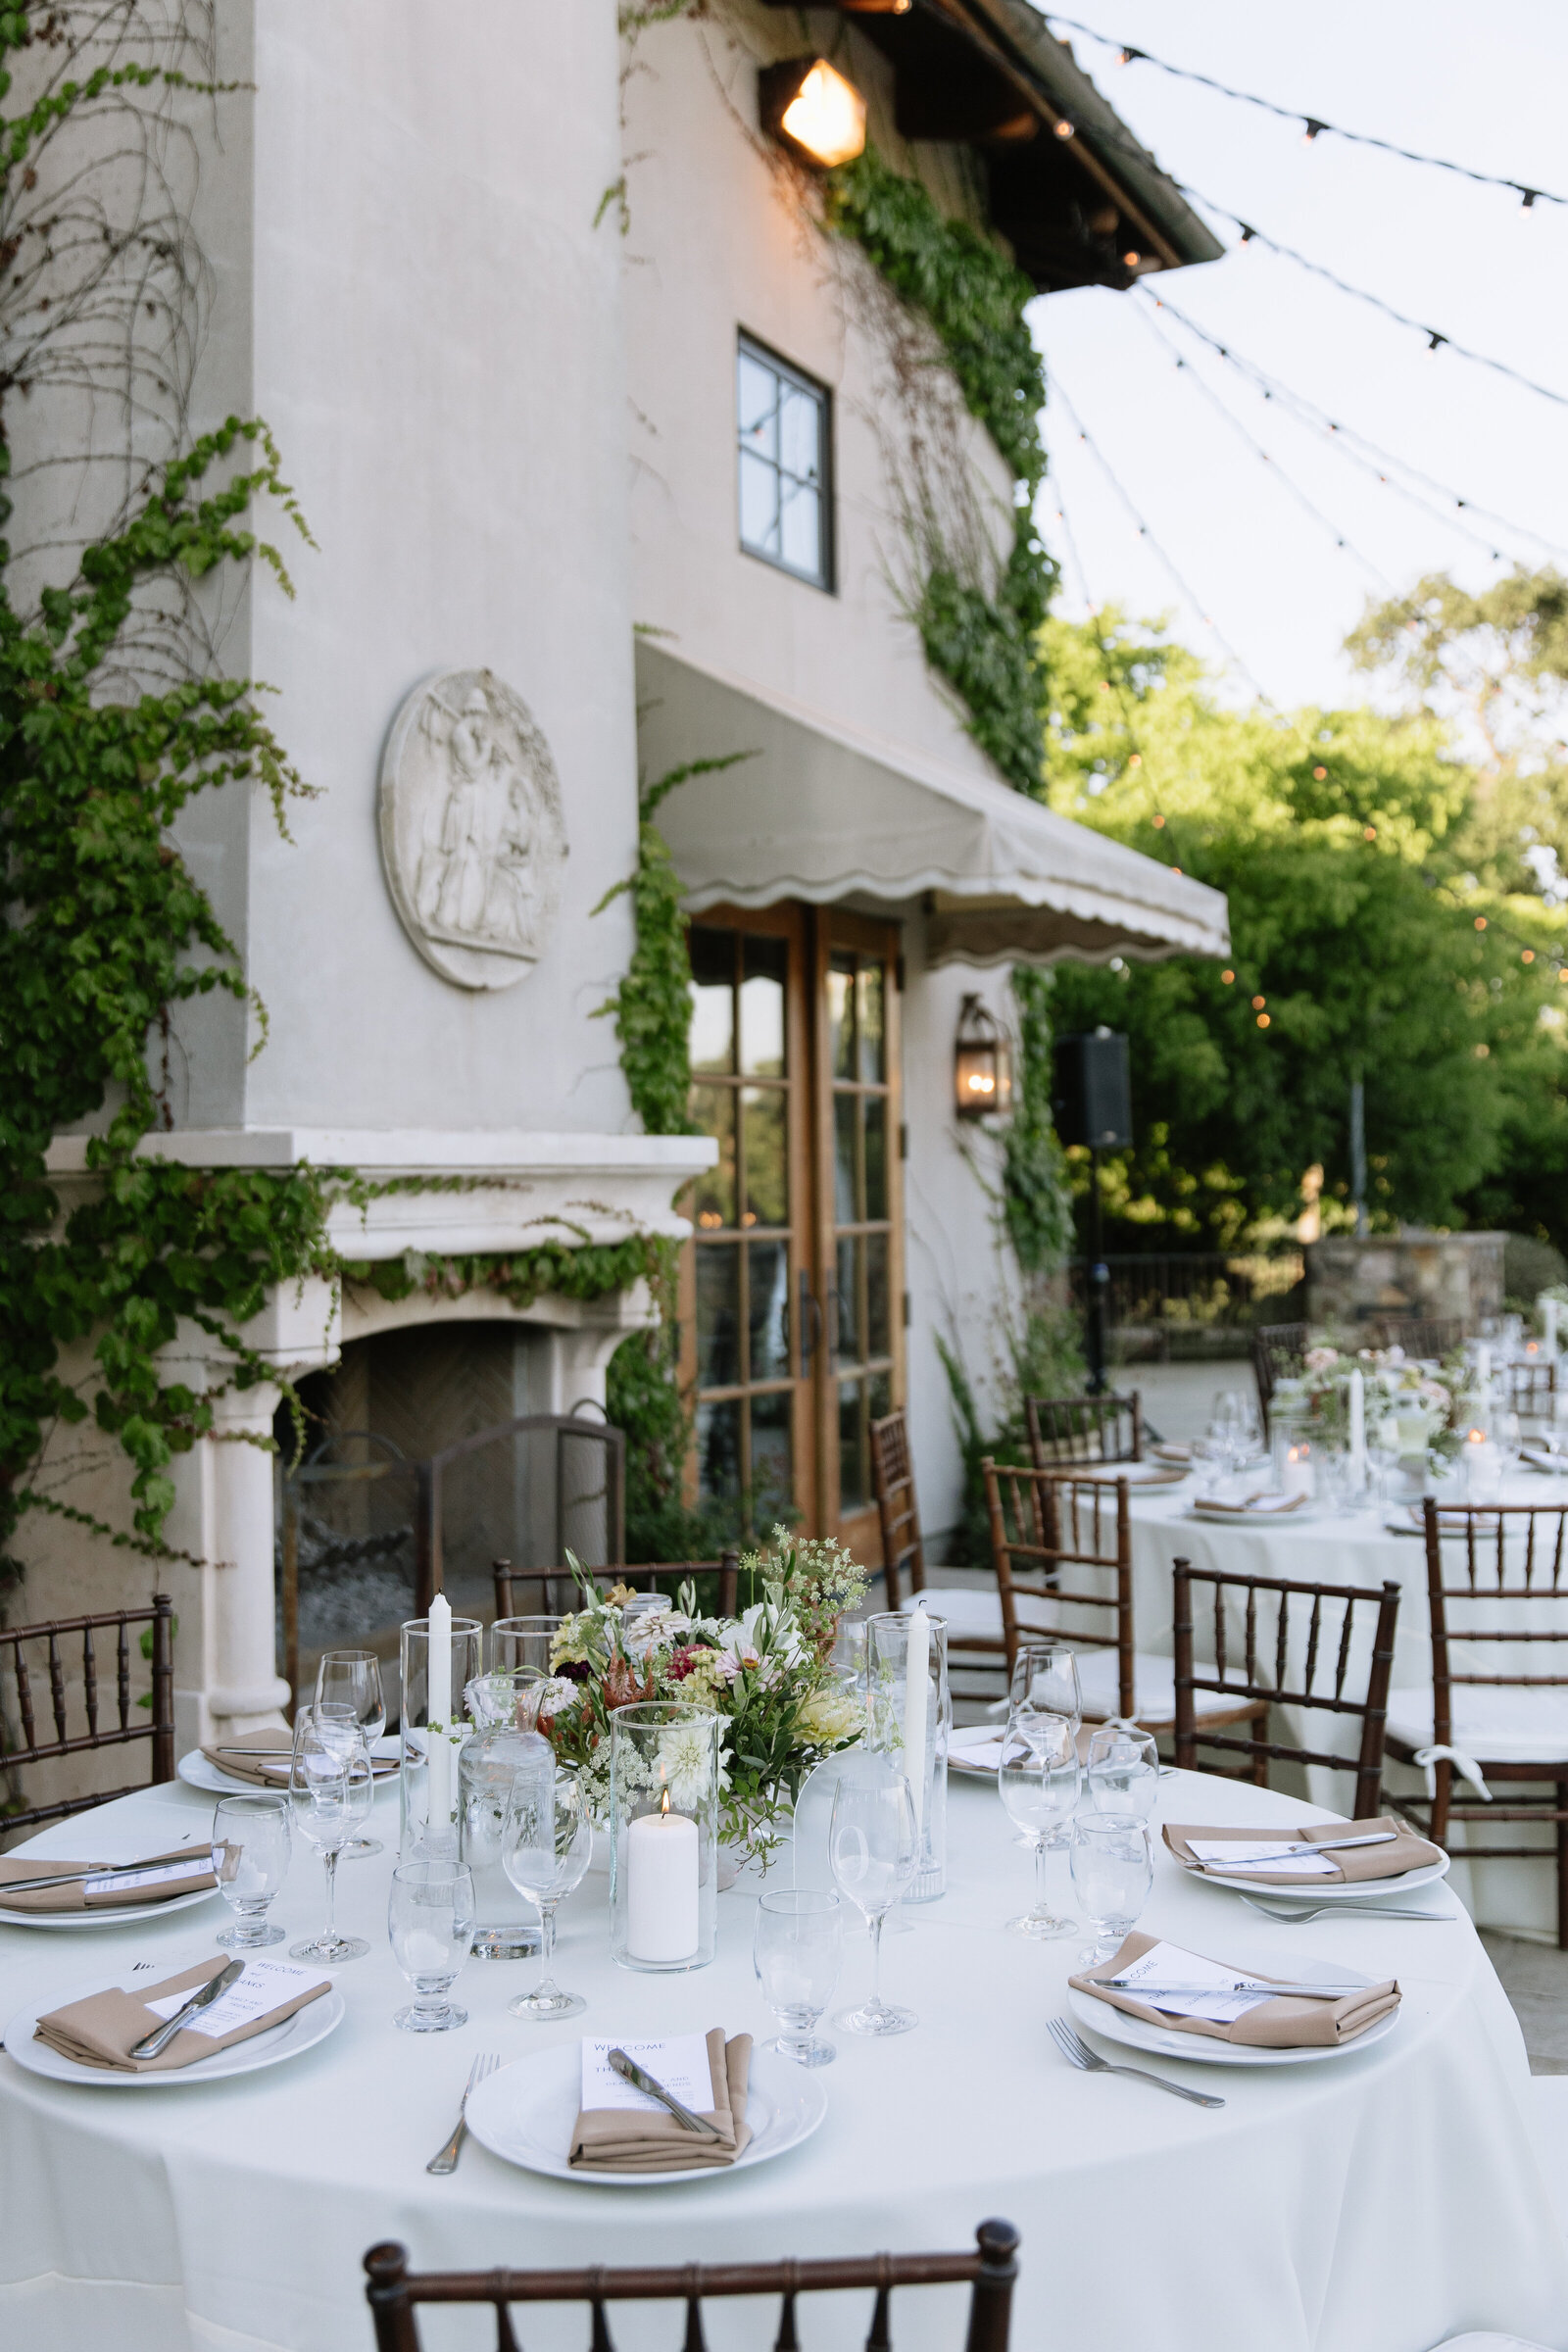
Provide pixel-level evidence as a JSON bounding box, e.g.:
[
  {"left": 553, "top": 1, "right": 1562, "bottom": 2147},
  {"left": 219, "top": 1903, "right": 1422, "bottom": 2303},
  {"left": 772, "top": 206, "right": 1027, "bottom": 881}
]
[
  {"left": 288, "top": 1708, "right": 372, "bottom": 1963},
  {"left": 1008, "top": 1643, "right": 1083, "bottom": 1728},
  {"left": 829, "top": 1754, "right": 918, "bottom": 2036},
  {"left": 490, "top": 1615, "right": 564, "bottom": 1678},
  {"left": 212, "top": 1793, "right": 291, "bottom": 1948},
  {"left": 997, "top": 1714, "right": 1080, "bottom": 1936},
  {"left": 1085, "top": 1724, "right": 1159, "bottom": 1819},
  {"left": 388, "top": 1858, "right": 475, "bottom": 2032},
  {"left": 1494, "top": 1407, "right": 1522, "bottom": 1477},
  {"left": 315, "top": 1650, "right": 386, "bottom": 1859},
  {"left": 754, "top": 1887, "right": 843, "bottom": 2067},
  {"left": 502, "top": 1762, "right": 593, "bottom": 2019},
  {"left": 1071, "top": 1814, "right": 1152, "bottom": 1964}
]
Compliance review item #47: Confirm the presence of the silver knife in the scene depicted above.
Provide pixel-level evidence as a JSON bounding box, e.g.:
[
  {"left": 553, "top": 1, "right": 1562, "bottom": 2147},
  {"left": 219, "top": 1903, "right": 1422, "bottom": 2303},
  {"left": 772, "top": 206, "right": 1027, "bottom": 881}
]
[
  {"left": 0, "top": 1852, "right": 219, "bottom": 1898},
  {"left": 128, "top": 1958, "right": 246, "bottom": 2060},
  {"left": 607, "top": 2047, "right": 723, "bottom": 2139},
  {"left": 1108, "top": 1979, "right": 1377, "bottom": 2000}
]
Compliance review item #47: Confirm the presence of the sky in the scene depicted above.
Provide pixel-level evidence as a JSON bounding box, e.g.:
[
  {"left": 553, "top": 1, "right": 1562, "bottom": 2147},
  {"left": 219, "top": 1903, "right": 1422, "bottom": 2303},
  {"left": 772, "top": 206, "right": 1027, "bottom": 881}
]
[{"left": 1025, "top": 1, "right": 1568, "bottom": 713}]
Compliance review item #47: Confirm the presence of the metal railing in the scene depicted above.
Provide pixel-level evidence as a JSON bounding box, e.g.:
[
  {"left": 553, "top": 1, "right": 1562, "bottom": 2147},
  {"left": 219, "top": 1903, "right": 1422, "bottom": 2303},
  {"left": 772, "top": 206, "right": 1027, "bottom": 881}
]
[{"left": 1067, "top": 1250, "right": 1305, "bottom": 1361}]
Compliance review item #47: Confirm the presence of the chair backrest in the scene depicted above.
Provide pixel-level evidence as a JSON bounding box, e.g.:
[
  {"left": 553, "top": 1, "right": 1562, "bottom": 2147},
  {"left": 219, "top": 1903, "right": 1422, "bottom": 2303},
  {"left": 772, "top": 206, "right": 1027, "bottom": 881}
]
[
  {"left": 982, "top": 1461, "right": 1133, "bottom": 1711},
  {"left": 1024, "top": 1393, "right": 1142, "bottom": 1469},
  {"left": 364, "top": 2222, "right": 1020, "bottom": 2352},
  {"left": 1505, "top": 1359, "right": 1557, "bottom": 1415},
  {"left": 1377, "top": 1315, "right": 1465, "bottom": 1359},
  {"left": 1171, "top": 1560, "right": 1401, "bottom": 1818},
  {"left": 493, "top": 1556, "right": 741, "bottom": 1624},
  {"left": 870, "top": 1409, "right": 926, "bottom": 1611},
  {"left": 0, "top": 1596, "right": 174, "bottom": 1830},
  {"left": 1252, "top": 1322, "right": 1307, "bottom": 1421},
  {"left": 1421, "top": 1501, "right": 1568, "bottom": 1750}
]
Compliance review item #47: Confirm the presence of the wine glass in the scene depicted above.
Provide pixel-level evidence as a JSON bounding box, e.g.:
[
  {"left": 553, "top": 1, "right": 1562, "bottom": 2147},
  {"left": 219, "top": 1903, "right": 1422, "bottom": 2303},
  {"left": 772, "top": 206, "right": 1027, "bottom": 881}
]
[
  {"left": 997, "top": 1713, "right": 1080, "bottom": 1936},
  {"left": 288, "top": 1708, "right": 372, "bottom": 1963},
  {"left": 829, "top": 1754, "right": 918, "bottom": 2036},
  {"left": 753, "top": 1887, "right": 843, "bottom": 2067},
  {"left": 388, "top": 1858, "right": 475, "bottom": 2032},
  {"left": 501, "top": 1762, "right": 592, "bottom": 2019},
  {"left": 315, "top": 1650, "right": 385, "bottom": 1858},
  {"left": 1008, "top": 1643, "right": 1082, "bottom": 1729},
  {"left": 1071, "top": 1814, "right": 1152, "bottom": 1965},
  {"left": 212, "top": 1793, "right": 291, "bottom": 1948},
  {"left": 1207, "top": 1390, "right": 1246, "bottom": 1475},
  {"left": 1085, "top": 1724, "right": 1159, "bottom": 1819}
]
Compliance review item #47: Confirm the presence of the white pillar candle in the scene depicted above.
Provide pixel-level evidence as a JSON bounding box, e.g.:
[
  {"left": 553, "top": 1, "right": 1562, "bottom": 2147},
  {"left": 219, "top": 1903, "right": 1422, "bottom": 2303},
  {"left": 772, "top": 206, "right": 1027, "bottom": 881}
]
[
  {"left": 1282, "top": 1444, "right": 1313, "bottom": 1499},
  {"left": 426, "top": 1592, "right": 453, "bottom": 1835},
  {"left": 903, "top": 1608, "right": 929, "bottom": 1841},
  {"left": 626, "top": 1798, "right": 700, "bottom": 1962},
  {"left": 1348, "top": 1369, "right": 1366, "bottom": 1483}
]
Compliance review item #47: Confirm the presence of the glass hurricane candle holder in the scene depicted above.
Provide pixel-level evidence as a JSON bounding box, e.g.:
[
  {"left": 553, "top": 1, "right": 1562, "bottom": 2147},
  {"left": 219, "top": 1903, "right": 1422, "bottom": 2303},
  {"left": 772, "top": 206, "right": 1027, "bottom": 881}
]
[
  {"left": 459, "top": 1672, "right": 547, "bottom": 1960},
  {"left": 399, "top": 1614, "right": 482, "bottom": 1860},
  {"left": 608, "top": 1700, "right": 720, "bottom": 1973},
  {"left": 864, "top": 1610, "right": 949, "bottom": 1901}
]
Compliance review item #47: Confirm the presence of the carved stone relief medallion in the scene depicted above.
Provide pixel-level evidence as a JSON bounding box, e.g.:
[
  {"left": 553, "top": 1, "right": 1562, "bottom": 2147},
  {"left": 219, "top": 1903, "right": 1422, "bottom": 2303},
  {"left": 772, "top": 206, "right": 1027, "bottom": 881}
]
[{"left": 378, "top": 667, "right": 568, "bottom": 990}]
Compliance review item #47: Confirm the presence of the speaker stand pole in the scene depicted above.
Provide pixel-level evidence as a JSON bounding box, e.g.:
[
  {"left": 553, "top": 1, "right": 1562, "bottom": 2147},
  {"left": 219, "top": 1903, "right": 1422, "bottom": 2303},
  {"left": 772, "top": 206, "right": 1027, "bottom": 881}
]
[{"left": 1087, "top": 1145, "right": 1107, "bottom": 1396}]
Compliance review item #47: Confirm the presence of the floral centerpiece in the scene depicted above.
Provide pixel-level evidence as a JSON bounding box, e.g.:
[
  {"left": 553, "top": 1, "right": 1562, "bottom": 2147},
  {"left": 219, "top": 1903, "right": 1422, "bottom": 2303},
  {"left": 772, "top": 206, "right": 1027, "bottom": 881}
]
[
  {"left": 1273, "top": 1342, "right": 1473, "bottom": 1468},
  {"left": 521, "top": 1531, "right": 867, "bottom": 1865}
]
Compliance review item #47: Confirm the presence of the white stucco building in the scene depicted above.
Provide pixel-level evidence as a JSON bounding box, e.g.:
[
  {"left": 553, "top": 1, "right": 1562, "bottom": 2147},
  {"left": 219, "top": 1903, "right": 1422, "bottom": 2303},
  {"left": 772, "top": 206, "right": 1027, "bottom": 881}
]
[{"left": 22, "top": 0, "right": 1227, "bottom": 1769}]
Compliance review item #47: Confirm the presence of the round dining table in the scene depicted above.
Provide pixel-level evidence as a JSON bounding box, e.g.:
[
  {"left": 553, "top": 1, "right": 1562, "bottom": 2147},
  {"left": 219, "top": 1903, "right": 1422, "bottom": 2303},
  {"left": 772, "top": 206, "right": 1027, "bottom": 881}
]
[
  {"left": 1, "top": 1755, "right": 1564, "bottom": 2352},
  {"left": 1122, "top": 1465, "right": 1568, "bottom": 1937}
]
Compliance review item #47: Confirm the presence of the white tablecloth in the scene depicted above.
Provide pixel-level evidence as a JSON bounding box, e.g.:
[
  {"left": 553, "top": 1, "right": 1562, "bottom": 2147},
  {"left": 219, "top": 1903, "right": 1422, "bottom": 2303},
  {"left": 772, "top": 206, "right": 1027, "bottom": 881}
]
[
  {"left": 1, "top": 1764, "right": 1564, "bottom": 2352},
  {"left": 1125, "top": 1474, "right": 1568, "bottom": 1936}
]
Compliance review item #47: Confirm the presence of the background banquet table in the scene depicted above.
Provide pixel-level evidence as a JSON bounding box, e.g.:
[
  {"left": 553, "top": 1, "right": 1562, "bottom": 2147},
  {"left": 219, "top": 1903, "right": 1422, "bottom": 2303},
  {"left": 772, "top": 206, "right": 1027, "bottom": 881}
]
[
  {"left": 1, "top": 1762, "right": 1565, "bottom": 2352},
  {"left": 1123, "top": 1469, "right": 1568, "bottom": 1937}
]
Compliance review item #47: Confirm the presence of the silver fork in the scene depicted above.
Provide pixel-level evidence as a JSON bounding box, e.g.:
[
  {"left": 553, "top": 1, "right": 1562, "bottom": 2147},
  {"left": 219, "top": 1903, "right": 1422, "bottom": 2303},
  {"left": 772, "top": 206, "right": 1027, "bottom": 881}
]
[
  {"left": 426, "top": 2052, "right": 499, "bottom": 2175},
  {"left": 1047, "top": 2015, "right": 1225, "bottom": 2109},
  {"left": 1240, "top": 1895, "right": 1454, "bottom": 1924}
]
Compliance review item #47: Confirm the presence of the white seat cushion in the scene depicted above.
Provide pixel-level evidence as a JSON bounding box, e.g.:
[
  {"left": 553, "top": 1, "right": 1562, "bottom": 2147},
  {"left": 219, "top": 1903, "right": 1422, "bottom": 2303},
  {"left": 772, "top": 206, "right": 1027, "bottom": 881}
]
[
  {"left": 1386, "top": 1686, "right": 1568, "bottom": 1766},
  {"left": 914, "top": 1593, "right": 1250, "bottom": 1725}
]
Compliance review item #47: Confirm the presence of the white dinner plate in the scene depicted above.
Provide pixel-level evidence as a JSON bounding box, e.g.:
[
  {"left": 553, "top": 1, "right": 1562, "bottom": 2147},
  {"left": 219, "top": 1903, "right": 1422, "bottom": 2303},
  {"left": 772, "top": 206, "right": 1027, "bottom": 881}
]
[
  {"left": 177, "top": 1734, "right": 399, "bottom": 1796},
  {"left": 948, "top": 1726, "right": 1005, "bottom": 1776},
  {"left": 4, "top": 1980, "right": 345, "bottom": 2086},
  {"left": 1069, "top": 1462, "right": 1188, "bottom": 1488},
  {"left": 1191, "top": 1849, "right": 1451, "bottom": 1903},
  {"left": 0, "top": 1834, "right": 226, "bottom": 1933},
  {"left": 465, "top": 2045, "right": 827, "bottom": 2184},
  {"left": 1067, "top": 1952, "right": 1400, "bottom": 2068},
  {"left": 1186, "top": 1501, "right": 1319, "bottom": 1526}
]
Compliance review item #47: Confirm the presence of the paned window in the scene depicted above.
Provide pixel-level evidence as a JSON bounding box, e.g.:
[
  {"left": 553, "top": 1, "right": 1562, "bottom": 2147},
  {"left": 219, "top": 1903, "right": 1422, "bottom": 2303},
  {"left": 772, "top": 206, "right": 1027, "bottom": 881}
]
[{"left": 736, "top": 335, "right": 832, "bottom": 590}]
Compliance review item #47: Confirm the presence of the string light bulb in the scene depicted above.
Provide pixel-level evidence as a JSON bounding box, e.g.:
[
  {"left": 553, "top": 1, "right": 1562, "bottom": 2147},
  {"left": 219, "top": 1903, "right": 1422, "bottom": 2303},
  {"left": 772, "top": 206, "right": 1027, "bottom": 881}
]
[
  {"left": 1475, "top": 915, "right": 1488, "bottom": 931},
  {"left": 1054, "top": 118, "right": 1076, "bottom": 139},
  {"left": 1123, "top": 251, "right": 1142, "bottom": 268},
  {"left": 1251, "top": 996, "right": 1266, "bottom": 1010},
  {"left": 1523, "top": 949, "right": 1536, "bottom": 964},
  {"left": 1257, "top": 1012, "right": 1271, "bottom": 1028},
  {"left": 1312, "top": 764, "right": 1327, "bottom": 779},
  {"left": 1152, "top": 812, "right": 1165, "bottom": 828},
  {"left": 1364, "top": 825, "right": 1377, "bottom": 840},
  {"left": 1221, "top": 969, "right": 1235, "bottom": 984},
  {"left": 1301, "top": 119, "right": 1326, "bottom": 143}
]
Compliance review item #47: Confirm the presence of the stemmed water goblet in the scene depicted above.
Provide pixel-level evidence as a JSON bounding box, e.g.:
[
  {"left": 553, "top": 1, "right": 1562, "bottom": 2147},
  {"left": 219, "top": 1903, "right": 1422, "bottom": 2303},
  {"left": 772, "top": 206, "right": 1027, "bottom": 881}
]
[
  {"left": 753, "top": 1887, "right": 843, "bottom": 2067},
  {"left": 387, "top": 1858, "right": 475, "bottom": 2032},
  {"left": 212, "top": 1793, "right": 291, "bottom": 1948},
  {"left": 1008, "top": 1643, "right": 1083, "bottom": 1729},
  {"left": 1085, "top": 1724, "right": 1159, "bottom": 1819},
  {"left": 288, "top": 1707, "right": 372, "bottom": 1963},
  {"left": 315, "top": 1650, "right": 386, "bottom": 1858},
  {"left": 997, "top": 1712, "right": 1080, "bottom": 1936},
  {"left": 501, "top": 1762, "right": 592, "bottom": 2019},
  {"left": 829, "top": 1754, "right": 918, "bottom": 2036},
  {"left": 1071, "top": 1814, "right": 1153, "bottom": 1964}
]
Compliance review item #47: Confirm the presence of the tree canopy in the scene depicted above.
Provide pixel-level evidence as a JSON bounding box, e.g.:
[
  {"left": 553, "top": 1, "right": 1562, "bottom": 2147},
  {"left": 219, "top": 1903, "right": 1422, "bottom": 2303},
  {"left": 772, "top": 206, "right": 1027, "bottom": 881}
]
[{"left": 1039, "top": 606, "right": 1568, "bottom": 1251}]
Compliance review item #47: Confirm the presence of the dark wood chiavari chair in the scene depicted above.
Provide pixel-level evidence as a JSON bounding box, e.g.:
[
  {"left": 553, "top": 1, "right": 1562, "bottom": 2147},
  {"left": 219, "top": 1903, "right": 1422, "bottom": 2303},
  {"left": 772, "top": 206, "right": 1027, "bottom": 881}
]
[
  {"left": 870, "top": 1409, "right": 926, "bottom": 1611},
  {"left": 1172, "top": 1562, "right": 1401, "bottom": 1814},
  {"left": 493, "top": 1555, "right": 741, "bottom": 1623},
  {"left": 1378, "top": 1315, "right": 1465, "bottom": 1360},
  {"left": 0, "top": 1595, "right": 174, "bottom": 1831},
  {"left": 364, "top": 2222, "right": 1021, "bottom": 2352},
  {"left": 1384, "top": 1500, "right": 1568, "bottom": 1946},
  {"left": 1252, "top": 1321, "right": 1307, "bottom": 1423},
  {"left": 1024, "top": 1392, "right": 1143, "bottom": 1470},
  {"left": 1506, "top": 1358, "right": 1557, "bottom": 1417}
]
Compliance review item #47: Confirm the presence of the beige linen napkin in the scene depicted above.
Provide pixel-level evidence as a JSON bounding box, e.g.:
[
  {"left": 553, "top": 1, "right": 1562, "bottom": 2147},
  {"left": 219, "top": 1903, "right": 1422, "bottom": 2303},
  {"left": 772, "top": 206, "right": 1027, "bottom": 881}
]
[
  {"left": 1071, "top": 1931, "right": 1399, "bottom": 2048},
  {"left": 199, "top": 1728, "right": 395, "bottom": 1787},
  {"left": 1193, "top": 1491, "right": 1307, "bottom": 1516},
  {"left": 1163, "top": 1816, "right": 1441, "bottom": 1886},
  {"left": 0, "top": 1843, "right": 227, "bottom": 1916},
  {"left": 33, "top": 1953, "right": 330, "bottom": 2074},
  {"left": 569, "top": 2031, "right": 754, "bottom": 2172}
]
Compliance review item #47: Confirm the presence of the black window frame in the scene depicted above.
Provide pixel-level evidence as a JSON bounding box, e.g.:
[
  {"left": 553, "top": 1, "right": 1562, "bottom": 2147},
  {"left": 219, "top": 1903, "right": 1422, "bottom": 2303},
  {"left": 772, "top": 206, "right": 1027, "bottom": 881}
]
[{"left": 735, "top": 329, "right": 836, "bottom": 595}]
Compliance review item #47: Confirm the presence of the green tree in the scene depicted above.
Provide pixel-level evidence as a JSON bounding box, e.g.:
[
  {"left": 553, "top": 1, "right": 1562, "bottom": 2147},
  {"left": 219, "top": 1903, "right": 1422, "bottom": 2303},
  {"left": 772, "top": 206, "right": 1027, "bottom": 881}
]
[{"left": 1041, "top": 611, "right": 1568, "bottom": 1250}]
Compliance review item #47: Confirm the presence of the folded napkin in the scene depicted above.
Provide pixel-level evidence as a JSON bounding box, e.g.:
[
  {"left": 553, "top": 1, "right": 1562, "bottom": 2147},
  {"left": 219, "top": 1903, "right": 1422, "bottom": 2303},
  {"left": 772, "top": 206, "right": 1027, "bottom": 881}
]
[
  {"left": 198, "top": 1728, "right": 395, "bottom": 1787},
  {"left": 1163, "top": 1816, "right": 1442, "bottom": 1886},
  {"left": 0, "top": 1843, "right": 228, "bottom": 1916},
  {"left": 1071, "top": 1931, "right": 1399, "bottom": 2048},
  {"left": 1193, "top": 1490, "right": 1307, "bottom": 1516},
  {"left": 1152, "top": 1442, "right": 1194, "bottom": 1464},
  {"left": 569, "top": 2030, "right": 753, "bottom": 2172},
  {"left": 33, "top": 1952, "right": 331, "bottom": 2074}
]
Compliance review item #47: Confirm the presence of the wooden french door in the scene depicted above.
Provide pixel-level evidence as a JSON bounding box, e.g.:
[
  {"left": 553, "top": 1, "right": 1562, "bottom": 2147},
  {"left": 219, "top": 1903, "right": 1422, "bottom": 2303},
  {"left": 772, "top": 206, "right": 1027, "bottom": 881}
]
[{"left": 681, "top": 905, "right": 904, "bottom": 1550}]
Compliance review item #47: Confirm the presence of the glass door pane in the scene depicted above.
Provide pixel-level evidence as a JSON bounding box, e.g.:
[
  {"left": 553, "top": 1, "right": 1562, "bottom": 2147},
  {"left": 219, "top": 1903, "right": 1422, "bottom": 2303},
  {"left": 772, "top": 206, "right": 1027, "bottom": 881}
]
[{"left": 818, "top": 929, "right": 901, "bottom": 1542}]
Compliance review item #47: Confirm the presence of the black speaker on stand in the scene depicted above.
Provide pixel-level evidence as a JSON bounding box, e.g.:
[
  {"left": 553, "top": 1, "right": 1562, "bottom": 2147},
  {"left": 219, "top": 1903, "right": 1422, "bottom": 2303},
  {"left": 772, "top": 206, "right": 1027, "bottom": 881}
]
[{"left": 1053, "top": 1031, "right": 1133, "bottom": 1396}]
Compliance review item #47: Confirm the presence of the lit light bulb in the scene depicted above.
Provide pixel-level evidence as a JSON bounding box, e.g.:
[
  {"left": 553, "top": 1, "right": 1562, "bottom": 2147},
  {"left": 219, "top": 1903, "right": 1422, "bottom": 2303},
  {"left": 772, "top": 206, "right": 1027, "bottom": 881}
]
[
  {"left": 1221, "top": 969, "right": 1235, "bottom": 984},
  {"left": 1054, "top": 118, "right": 1076, "bottom": 139},
  {"left": 778, "top": 61, "right": 866, "bottom": 168},
  {"left": 1122, "top": 251, "right": 1141, "bottom": 268}
]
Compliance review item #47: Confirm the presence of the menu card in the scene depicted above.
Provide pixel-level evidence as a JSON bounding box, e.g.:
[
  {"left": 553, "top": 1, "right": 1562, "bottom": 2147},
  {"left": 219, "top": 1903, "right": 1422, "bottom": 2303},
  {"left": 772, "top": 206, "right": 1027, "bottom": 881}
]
[
  {"left": 581, "top": 2034, "right": 713, "bottom": 2113},
  {"left": 144, "top": 1958, "right": 329, "bottom": 2040},
  {"left": 1183, "top": 1839, "right": 1339, "bottom": 1877},
  {"left": 84, "top": 1851, "right": 223, "bottom": 1899},
  {"left": 1107, "top": 1939, "right": 1281, "bottom": 2023}
]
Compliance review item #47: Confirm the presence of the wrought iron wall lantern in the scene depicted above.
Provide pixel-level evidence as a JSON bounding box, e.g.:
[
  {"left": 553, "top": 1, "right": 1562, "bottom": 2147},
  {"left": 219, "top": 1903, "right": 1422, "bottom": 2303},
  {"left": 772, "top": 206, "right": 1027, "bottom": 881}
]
[
  {"left": 759, "top": 58, "right": 867, "bottom": 170},
  {"left": 955, "top": 996, "right": 1012, "bottom": 1119}
]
